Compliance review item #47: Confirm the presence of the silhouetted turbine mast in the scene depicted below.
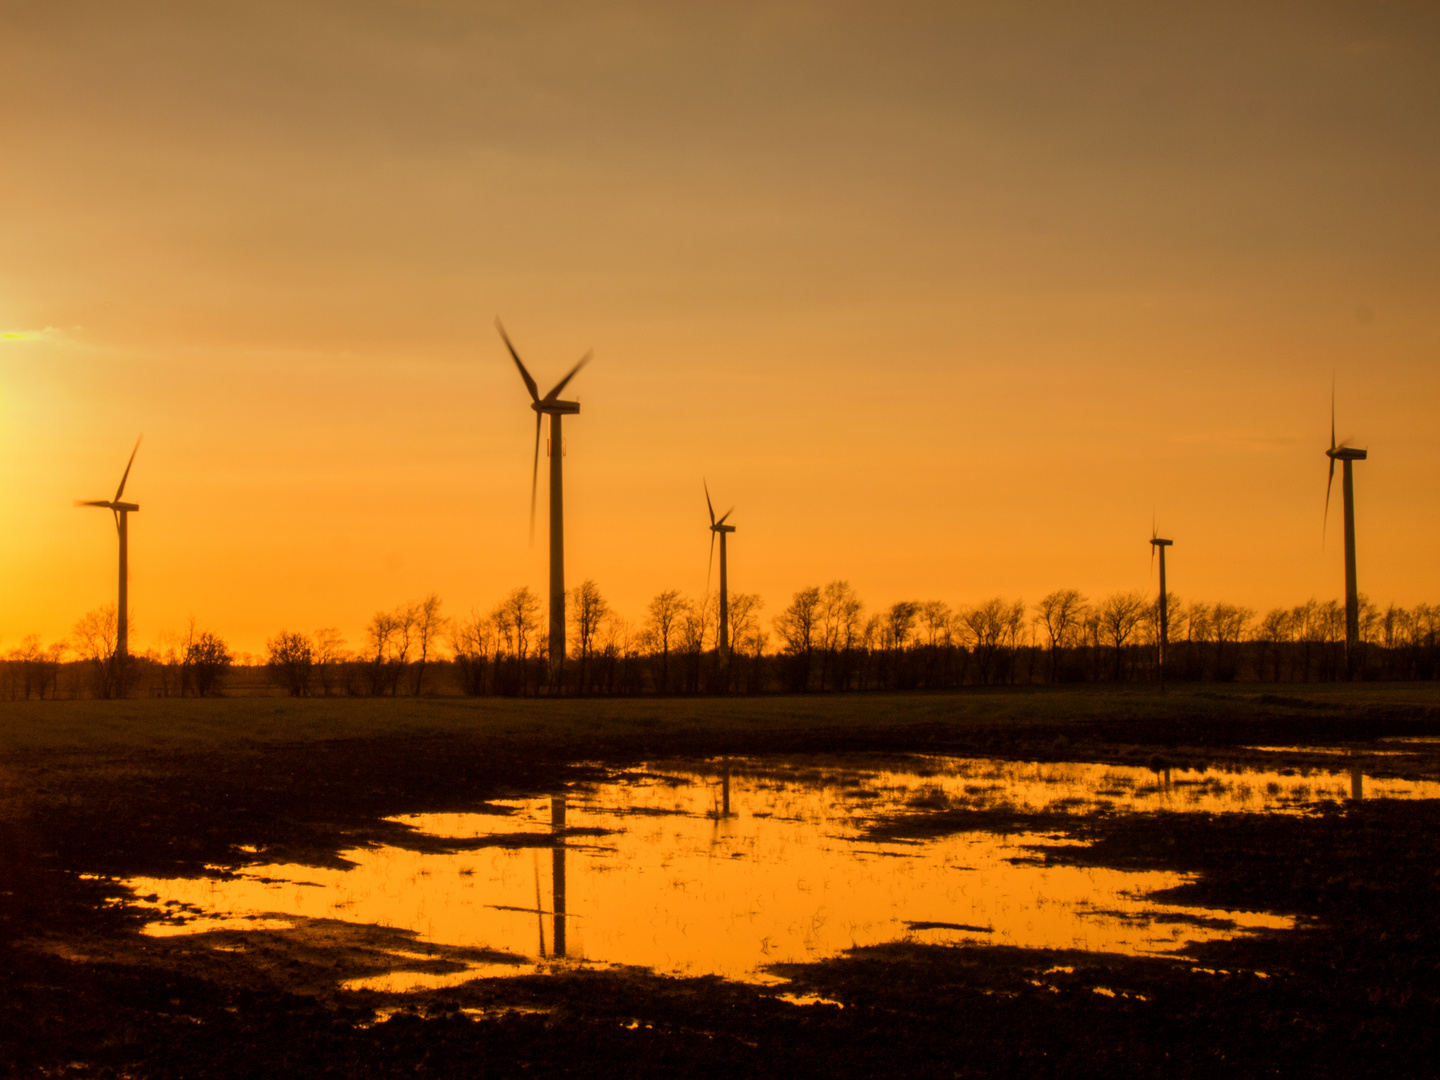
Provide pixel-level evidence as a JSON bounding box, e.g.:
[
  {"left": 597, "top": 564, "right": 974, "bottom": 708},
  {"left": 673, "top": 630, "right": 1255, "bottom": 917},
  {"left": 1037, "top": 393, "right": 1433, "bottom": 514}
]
[
  {"left": 498, "top": 320, "right": 590, "bottom": 680},
  {"left": 705, "top": 481, "right": 736, "bottom": 670},
  {"left": 75, "top": 437, "right": 142, "bottom": 659},
  {"left": 1325, "top": 392, "right": 1368, "bottom": 668},
  {"left": 1150, "top": 526, "right": 1173, "bottom": 690}
]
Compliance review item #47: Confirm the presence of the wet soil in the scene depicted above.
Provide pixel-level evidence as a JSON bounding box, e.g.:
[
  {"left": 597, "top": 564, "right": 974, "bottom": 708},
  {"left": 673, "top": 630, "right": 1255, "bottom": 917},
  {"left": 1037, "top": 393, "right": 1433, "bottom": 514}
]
[{"left": 4, "top": 691, "right": 1440, "bottom": 1077}]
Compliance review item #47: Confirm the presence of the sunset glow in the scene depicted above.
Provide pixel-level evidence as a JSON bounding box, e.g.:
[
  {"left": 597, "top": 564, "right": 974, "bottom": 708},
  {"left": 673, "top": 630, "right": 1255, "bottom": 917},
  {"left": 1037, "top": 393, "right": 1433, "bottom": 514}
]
[{"left": 3, "top": 3, "right": 1437, "bottom": 654}]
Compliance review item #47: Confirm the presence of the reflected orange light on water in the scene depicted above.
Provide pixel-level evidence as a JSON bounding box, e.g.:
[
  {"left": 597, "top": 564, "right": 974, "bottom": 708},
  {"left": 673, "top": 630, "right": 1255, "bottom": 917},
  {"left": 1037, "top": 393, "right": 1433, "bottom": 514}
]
[{"left": 117, "top": 754, "right": 1428, "bottom": 987}]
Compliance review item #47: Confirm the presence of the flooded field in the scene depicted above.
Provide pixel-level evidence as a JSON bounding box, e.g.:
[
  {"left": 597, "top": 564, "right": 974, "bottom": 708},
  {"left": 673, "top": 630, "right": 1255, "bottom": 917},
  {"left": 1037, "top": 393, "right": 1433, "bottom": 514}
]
[{"left": 120, "top": 755, "right": 1440, "bottom": 988}]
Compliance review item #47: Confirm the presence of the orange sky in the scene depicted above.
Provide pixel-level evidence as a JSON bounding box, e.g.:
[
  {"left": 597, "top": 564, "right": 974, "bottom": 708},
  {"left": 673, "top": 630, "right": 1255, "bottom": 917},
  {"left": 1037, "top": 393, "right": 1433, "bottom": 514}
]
[{"left": 3, "top": 2, "right": 1438, "bottom": 656}]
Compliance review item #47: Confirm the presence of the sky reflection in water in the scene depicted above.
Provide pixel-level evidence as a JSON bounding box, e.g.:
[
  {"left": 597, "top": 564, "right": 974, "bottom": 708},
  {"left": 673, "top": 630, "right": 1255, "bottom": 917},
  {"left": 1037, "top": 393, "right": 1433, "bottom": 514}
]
[{"left": 126, "top": 756, "right": 1439, "bottom": 987}]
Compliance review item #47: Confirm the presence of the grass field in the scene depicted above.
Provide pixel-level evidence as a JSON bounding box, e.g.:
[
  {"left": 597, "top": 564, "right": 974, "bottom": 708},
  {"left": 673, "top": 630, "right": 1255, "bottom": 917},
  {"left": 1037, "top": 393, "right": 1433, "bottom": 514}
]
[{"left": 5, "top": 681, "right": 1440, "bottom": 752}]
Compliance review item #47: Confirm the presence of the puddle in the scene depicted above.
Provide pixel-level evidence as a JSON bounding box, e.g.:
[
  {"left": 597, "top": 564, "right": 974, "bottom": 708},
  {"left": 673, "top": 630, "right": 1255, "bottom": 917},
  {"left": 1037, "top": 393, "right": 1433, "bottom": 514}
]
[
  {"left": 343, "top": 962, "right": 533, "bottom": 994},
  {"left": 122, "top": 756, "right": 1440, "bottom": 987},
  {"left": 1245, "top": 745, "right": 1413, "bottom": 758}
]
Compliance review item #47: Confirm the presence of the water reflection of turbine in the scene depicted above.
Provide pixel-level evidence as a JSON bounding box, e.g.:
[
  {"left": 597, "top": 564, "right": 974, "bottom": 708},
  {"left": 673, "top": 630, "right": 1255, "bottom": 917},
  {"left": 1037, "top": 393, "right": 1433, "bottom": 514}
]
[
  {"left": 719, "top": 764, "right": 734, "bottom": 817},
  {"left": 1349, "top": 761, "right": 1364, "bottom": 801},
  {"left": 532, "top": 850, "right": 546, "bottom": 958},
  {"left": 550, "top": 795, "right": 568, "bottom": 957}
]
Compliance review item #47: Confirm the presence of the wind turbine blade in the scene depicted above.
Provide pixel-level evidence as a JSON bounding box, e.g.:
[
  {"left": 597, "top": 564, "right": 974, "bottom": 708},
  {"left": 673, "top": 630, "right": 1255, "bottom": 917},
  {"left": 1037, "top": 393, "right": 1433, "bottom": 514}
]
[
  {"left": 706, "top": 530, "right": 716, "bottom": 598},
  {"left": 716, "top": 507, "right": 734, "bottom": 526},
  {"left": 75, "top": 499, "right": 111, "bottom": 508},
  {"left": 532, "top": 851, "right": 545, "bottom": 958},
  {"left": 1323, "top": 455, "right": 1335, "bottom": 541},
  {"left": 114, "top": 436, "right": 142, "bottom": 502},
  {"left": 530, "top": 413, "right": 542, "bottom": 545},
  {"left": 542, "top": 351, "right": 591, "bottom": 402},
  {"left": 497, "top": 319, "right": 541, "bottom": 402},
  {"left": 704, "top": 480, "right": 715, "bottom": 527}
]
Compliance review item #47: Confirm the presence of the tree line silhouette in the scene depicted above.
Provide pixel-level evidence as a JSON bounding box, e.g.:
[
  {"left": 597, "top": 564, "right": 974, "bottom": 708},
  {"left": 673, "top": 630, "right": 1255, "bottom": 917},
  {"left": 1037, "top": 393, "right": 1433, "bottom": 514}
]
[{"left": 5, "top": 583, "right": 1439, "bottom": 699}]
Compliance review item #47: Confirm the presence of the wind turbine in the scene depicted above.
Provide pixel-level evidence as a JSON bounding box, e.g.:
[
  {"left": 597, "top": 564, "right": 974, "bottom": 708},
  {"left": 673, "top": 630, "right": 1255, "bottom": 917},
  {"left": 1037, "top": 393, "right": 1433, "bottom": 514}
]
[
  {"left": 498, "top": 320, "right": 590, "bottom": 680},
  {"left": 1150, "top": 523, "right": 1173, "bottom": 690},
  {"left": 75, "top": 438, "right": 142, "bottom": 659},
  {"left": 1325, "top": 391, "right": 1368, "bottom": 670},
  {"left": 704, "top": 481, "right": 736, "bottom": 670}
]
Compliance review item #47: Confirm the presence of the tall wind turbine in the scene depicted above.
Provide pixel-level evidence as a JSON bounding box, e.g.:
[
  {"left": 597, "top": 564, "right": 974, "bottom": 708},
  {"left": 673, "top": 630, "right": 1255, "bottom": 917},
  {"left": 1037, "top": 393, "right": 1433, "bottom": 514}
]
[
  {"left": 704, "top": 481, "right": 736, "bottom": 669},
  {"left": 76, "top": 438, "right": 142, "bottom": 658},
  {"left": 1150, "top": 524, "right": 1173, "bottom": 690},
  {"left": 498, "top": 320, "right": 590, "bottom": 680},
  {"left": 1325, "top": 393, "right": 1368, "bottom": 668}
]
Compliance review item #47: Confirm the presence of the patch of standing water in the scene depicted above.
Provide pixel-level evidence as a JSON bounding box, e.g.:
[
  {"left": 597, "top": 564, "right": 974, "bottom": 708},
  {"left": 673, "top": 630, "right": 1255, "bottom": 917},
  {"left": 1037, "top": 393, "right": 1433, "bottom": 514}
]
[{"left": 124, "top": 755, "right": 1437, "bottom": 987}]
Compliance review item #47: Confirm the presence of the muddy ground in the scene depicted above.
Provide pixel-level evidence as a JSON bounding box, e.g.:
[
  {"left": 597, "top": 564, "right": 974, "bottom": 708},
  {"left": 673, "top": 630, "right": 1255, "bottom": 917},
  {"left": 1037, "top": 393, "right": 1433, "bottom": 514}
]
[{"left": 3, "top": 689, "right": 1440, "bottom": 1077}]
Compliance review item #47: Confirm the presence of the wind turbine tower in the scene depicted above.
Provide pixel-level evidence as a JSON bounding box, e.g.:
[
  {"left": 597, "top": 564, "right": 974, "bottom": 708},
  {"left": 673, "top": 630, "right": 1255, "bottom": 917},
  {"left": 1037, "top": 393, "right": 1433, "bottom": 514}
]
[
  {"left": 1325, "top": 398, "right": 1368, "bottom": 667},
  {"left": 498, "top": 320, "right": 590, "bottom": 680},
  {"left": 1150, "top": 530, "right": 1173, "bottom": 689},
  {"left": 705, "top": 482, "right": 736, "bottom": 668},
  {"left": 76, "top": 438, "right": 142, "bottom": 658}
]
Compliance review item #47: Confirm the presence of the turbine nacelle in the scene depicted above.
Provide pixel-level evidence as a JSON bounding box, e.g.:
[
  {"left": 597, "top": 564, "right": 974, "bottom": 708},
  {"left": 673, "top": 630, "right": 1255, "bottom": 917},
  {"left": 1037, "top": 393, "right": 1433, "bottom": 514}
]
[
  {"left": 76, "top": 437, "right": 143, "bottom": 524},
  {"left": 496, "top": 318, "right": 591, "bottom": 543},
  {"left": 532, "top": 399, "right": 581, "bottom": 416},
  {"left": 1324, "top": 386, "right": 1368, "bottom": 530},
  {"left": 1149, "top": 537, "right": 1172, "bottom": 547},
  {"left": 703, "top": 479, "right": 737, "bottom": 606}
]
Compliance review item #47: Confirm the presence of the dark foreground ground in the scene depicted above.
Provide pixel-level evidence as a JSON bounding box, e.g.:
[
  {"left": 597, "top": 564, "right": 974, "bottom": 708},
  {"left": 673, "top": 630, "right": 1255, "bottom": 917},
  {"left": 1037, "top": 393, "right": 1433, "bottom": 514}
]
[{"left": 3, "top": 685, "right": 1440, "bottom": 1078}]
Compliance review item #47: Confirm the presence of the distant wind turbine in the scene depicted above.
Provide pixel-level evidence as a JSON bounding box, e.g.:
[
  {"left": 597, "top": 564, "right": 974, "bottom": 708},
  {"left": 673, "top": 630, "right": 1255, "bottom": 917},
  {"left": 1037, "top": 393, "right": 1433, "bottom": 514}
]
[
  {"left": 1150, "top": 522, "right": 1173, "bottom": 691},
  {"left": 75, "top": 438, "right": 142, "bottom": 659},
  {"left": 498, "top": 320, "right": 591, "bottom": 680},
  {"left": 1325, "top": 389, "right": 1368, "bottom": 669},
  {"left": 704, "top": 481, "right": 736, "bottom": 670}
]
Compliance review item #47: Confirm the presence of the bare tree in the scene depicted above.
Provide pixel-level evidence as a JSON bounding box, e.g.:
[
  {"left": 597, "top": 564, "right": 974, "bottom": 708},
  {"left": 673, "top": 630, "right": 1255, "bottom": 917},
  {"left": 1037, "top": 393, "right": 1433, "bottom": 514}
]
[
  {"left": 774, "top": 586, "right": 822, "bottom": 691},
  {"left": 818, "top": 581, "right": 863, "bottom": 690},
  {"left": 919, "top": 602, "right": 952, "bottom": 648},
  {"left": 1256, "top": 608, "right": 1291, "bottom": 681},
  {"left": 569, "top": 579, "right": 609, "bottom": 694},
  {"left": 185, "top": 627, "right": 233, "bottom": 696},
  {"left": 409, "top": 593, "right": 448, "bottom": 695},
  {"left": 774, "top": 587, "right": 821, "bottom": 653},
  {"left": 313, "top": 628, "right": 346, "bottom": 696},
  {"left": 391, "top": 602, "right": 419, "bottom": 694},
  {"left": 452, "top": 608, "right": 496, "bottom": 696},
  {"left": 678, "top": 594, "right": 711, "bottom": 692},
  {"left": 723, "top": 592, "right": 764, "bottom": 692},
  {"left": 1033, "top": 589, "right": 1087, "bottom": 683},
  {"left": 1211, "top": 602, "right": 1255, "bottom": 681},
  {"left": 365, "top": 610, "right": 399, "bottom": 695},
  {"left": 266, "top": 631, "right": 314, "bottom": 696},
  {"left": 960, "top": 598, "right": 1012, "bottom": 685},
  {"left": 597, "top": 612, "right": 639, "bottom": 695},
  {"left": 494, "top": 586, "right": 543, "bottom": 694},
  {"left": 646, "top": 589, "right": 685, "bottom": 693},
  {"left": 886, "top": 601, "right": 919, "bottom": 650},
  {"left": 72, "top": 605, "right": 121, "bottom": 698},
  {"left": 1003, "top": 599, "right": 1027, "bottom": 683},
  {"left": 1098, "top": 591, "right": 1148, "bottom": 681}
]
